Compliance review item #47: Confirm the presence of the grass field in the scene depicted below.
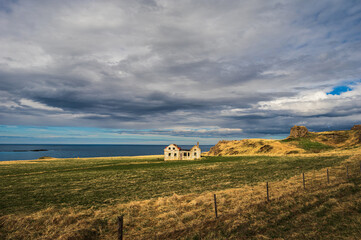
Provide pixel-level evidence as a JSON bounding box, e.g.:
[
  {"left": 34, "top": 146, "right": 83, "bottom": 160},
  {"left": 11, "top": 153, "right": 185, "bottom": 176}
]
[
  {"left": 1, "top": 153, "right": 360, "bottom": 239},
  {"left": 0, "top": 154, "right": 349, "bottom": 215}
]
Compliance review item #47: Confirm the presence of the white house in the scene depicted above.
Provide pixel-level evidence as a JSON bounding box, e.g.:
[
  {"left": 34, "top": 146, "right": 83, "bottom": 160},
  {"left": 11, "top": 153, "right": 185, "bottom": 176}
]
[{"left": 164, "top": 142, "right": 201, "bottom": 160}]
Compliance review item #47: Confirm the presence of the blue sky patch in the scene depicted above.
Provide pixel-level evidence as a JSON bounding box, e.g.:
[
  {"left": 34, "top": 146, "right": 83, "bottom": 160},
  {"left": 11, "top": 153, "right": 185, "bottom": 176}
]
[{"left": 327, "top": 85, "right": 352, "bottom": 95}]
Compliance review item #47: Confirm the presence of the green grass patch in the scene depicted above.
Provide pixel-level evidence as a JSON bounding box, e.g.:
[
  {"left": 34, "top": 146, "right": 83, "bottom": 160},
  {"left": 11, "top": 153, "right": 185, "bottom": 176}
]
[
  {"left": 297, "top": 138, "right": 334, "bottom": 152},
  {"left": 0, "top": 155, "right": 348, "bottom": 215},
  {"left": 281, "top": 137, "right": 334, "bottom": 152}
]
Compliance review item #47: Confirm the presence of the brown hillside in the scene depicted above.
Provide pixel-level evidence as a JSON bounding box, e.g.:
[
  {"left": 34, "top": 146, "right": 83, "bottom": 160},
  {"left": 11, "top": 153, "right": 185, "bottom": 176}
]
[
  {"left": 207, "top": 139, "right": 304, "bottom": 156},
  {"left": 207, "top": 126, "right": 361, "bottom": 156},
  {"left": 312, "top": 130, "right": 361, "bottom": 147}
]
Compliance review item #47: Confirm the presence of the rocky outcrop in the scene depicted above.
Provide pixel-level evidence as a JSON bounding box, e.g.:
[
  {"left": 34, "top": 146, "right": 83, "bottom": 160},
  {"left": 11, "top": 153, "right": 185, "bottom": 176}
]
[
  {"left": 351, "top": 125, "right": 361, "bottom": 131},
  {"left": 289, "top": 126, "right": 309, "bottom": 138}
]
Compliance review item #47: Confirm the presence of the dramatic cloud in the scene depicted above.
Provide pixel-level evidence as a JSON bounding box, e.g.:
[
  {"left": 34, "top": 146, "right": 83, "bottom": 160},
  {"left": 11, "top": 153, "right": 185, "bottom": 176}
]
[
  {"left": 118, "top": 127, "right": 244, "bottom": 138},
  {"left": 0, "top": 0, "right": 361, "bottom": 142}
]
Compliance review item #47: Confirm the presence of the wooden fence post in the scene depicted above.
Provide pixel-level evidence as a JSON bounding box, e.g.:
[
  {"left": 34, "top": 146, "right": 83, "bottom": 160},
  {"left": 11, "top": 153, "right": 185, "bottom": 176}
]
[
  {"left": 213, "top": 194, "right": 218, "bottom": 218},
  {"left": 266, "top": 182, "right": 270, "bottom": 202},
  {"left": 327, "top": 168, "right": 329, "bottom": 184},
  {"left": 302, "top": 172, "right": 305, "bottom": 190},
  {"left": 117, "top": 215, "right": 123, "bottom": 240},
  {"left": 347, "top": 166, "right": 349, "bottom": 179}
]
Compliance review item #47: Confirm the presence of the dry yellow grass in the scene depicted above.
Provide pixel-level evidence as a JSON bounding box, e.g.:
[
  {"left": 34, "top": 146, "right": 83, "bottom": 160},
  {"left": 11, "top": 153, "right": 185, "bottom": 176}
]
[
  {"left": 207, "top": 139, "right": 305, "bottom": 156},
  {"left": 2, "top": 154, "right": 360, "bottom": 239},
  {"left": 312, "top": 130, "right": 360, "bottom": 147},
  {"left": 207, "top": 128, "right": 361, "bottom": 157},
  {"left": 0, "top": 155, "right": 164, "bottom": 165}
]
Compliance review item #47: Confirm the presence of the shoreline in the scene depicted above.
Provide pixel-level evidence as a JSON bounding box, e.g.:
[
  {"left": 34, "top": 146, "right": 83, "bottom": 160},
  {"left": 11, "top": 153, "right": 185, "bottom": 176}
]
[{"left": 0, "top": 154, "right": 164, "bottom": 164}]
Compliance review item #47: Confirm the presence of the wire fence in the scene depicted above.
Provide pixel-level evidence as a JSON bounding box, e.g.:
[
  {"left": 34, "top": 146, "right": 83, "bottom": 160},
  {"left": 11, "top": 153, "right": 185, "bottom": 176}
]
[{"left": 117, "top": 161, "right": 361, "bottom": 239}]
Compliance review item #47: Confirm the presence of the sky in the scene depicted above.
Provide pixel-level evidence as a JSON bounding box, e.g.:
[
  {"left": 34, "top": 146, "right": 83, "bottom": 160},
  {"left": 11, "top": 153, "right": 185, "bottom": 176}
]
[{"left": 0, "top": 0, "right": 361, "bottom": 144}]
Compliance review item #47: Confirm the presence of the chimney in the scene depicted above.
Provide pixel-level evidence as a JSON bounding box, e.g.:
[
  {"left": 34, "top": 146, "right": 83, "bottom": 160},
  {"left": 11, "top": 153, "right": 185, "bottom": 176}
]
[{"left": 197, "top": 142, "right": 199, "bottom": 147}]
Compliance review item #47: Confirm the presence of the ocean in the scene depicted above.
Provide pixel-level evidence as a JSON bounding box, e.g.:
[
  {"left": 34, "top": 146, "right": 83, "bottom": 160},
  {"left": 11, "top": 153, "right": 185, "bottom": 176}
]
[{"left": 0, "top": 144, "right": 214, "bottom": 161}]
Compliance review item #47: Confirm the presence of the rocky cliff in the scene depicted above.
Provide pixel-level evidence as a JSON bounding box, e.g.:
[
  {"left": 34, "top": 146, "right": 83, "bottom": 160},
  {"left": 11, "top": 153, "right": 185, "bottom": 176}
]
[{"left": 289, "top": 126, "right": 309, "bottom": 138}]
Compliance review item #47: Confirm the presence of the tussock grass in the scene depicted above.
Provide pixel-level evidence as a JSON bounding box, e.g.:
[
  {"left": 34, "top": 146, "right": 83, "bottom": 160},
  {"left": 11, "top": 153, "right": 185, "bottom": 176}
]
[{"left": 1, "top": 154, "right": 361, "bottom": 239}]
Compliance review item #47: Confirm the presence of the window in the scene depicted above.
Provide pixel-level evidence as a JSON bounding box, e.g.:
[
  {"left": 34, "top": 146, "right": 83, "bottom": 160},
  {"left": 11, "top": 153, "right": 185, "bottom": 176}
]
[
  {"left": 174, "top": 153, "right": 177, "bottom": 156},
  {"left": 173, "top": 147, "right": 175, "bottom": 150},
  {"left": 188, "top": 152, "right": 190, "bottom": 156},
  {"left": 194, "top": 152, "right": 197, "bottom": 156},
  {"left": 168, "top": 153, "right": 171, "bottom": 156},
  {"left": 184, "top": 153, "right": 187, "bottom": 156},
  {"left": 168, "top": 147, "right": 171, "bottom": 150}
]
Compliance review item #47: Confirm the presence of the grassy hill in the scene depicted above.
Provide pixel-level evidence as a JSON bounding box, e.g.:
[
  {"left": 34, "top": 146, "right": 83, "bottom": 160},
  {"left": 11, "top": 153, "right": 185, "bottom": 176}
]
[
  {"left": 1, "top": 152, "right": 360, "bottom": 239},
  {"left": 207, "top": 127, "right": 361, "bottom": 156}
]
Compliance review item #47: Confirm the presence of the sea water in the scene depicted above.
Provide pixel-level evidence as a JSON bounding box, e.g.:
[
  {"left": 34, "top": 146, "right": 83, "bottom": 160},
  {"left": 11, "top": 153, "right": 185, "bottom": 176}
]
[{"left": 0, "top": 144, "right": 213, "bottom": 161}]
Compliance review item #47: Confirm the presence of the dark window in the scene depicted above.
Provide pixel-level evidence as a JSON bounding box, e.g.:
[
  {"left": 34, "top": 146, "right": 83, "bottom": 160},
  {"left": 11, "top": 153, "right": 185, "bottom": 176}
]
[
  {"left": 173, "top": 147, "right": 175, "bottom": 150},
  {"left": 194, "top": 152, "right": 197, "bottom": 156},
  {"left": 168, "top": 147, "right": 171, "bottom": 150},
  {"left": 168, "top": 153, "right": 171, "bottom": 156},
  {"left": 184, "top": 153, "right": 187, "bottom": 156},
  {"left": 174, "top": 153, "right": 177, "bottom": 156}
]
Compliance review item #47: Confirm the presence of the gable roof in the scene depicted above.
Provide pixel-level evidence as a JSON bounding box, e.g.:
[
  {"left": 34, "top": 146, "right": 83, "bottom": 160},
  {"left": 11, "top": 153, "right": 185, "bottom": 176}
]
[
  {"left": 165, "top": 144, "right": 201, "bottom": 151},
  {"left": 165, "top": 144, "right": 181, "bottom": 150}
]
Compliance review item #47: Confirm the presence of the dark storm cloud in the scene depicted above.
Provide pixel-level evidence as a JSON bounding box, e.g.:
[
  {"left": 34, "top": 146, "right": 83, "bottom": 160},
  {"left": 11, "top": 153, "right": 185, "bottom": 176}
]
[{"left": 1, "top": 0, "right": 361, "bottom": 138}]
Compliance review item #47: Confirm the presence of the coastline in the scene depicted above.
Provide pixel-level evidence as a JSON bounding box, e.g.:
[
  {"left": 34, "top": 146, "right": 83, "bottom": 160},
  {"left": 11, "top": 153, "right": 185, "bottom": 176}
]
[
  {"left": 0, "top": 154, "right": 164, "bottom": 164},
  {"left": 0, "top": 144, "right": 213, "bottom": 162}
]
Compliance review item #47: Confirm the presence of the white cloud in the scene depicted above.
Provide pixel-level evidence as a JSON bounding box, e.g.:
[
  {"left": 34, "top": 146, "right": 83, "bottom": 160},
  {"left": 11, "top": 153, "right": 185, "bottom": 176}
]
[
  {"left": 258, "top": 84, "right": 361, "bottom": 116},
  {"left": 0, "top": 40, "right": 52, "bottom": 69},
  {"left": 19, "top": 99, "right": 63, "bottom": 111}
]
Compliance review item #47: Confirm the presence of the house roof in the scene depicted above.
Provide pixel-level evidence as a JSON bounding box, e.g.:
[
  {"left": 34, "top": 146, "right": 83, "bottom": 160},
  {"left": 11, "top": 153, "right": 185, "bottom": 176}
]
[
  {"left": 165, "top": 143, "right": 201, "bottom": 151},
  {"left": 165, "top": 144, "right": 181, "bottom": 150}
]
